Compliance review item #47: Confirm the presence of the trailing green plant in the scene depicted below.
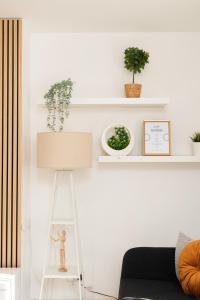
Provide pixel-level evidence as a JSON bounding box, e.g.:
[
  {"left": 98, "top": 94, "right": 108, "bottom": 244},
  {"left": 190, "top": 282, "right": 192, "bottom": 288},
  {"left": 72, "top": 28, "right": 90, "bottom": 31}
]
[
  {"left": 44, "top": 79, "right": 73, "bottom": 132},
  {"left": 124, "top": 47, "right": 149, "bottom": 83},
  {"left": 107, "top": 127, "right": 130, "bottom": 150},
  {"left": 190, "top": 132, "right": 200, "bottom": 142}
]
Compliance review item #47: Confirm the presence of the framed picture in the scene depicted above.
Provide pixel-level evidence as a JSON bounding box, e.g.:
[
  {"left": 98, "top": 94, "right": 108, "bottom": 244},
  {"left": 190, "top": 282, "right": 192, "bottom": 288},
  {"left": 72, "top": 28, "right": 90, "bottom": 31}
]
[{"left": 143, "top": 120, "right": 171, "bottom": 156}]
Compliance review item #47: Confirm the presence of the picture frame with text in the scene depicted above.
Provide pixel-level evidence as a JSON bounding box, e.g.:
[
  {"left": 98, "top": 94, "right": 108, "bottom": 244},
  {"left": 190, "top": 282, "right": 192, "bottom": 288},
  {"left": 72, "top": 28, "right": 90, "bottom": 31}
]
[{"left": 143, "top": 120, "right": 171, "bottom": 156}]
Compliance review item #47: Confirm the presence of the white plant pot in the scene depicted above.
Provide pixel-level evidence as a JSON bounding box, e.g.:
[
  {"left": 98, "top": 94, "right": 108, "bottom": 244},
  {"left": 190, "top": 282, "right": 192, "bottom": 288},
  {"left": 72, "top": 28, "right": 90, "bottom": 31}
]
[
  {"left": 101, "top": 123, "right": 134, "bottom": 156},
  {"left": 192, "top": 142, "right": 200, "bottom": 156}
]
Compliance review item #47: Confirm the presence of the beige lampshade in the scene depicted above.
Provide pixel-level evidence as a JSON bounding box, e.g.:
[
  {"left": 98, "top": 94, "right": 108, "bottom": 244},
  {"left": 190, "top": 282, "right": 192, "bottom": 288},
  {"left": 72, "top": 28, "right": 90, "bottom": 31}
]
[{"left": 37, "top": 132, "right": 92, "bottom": 170}]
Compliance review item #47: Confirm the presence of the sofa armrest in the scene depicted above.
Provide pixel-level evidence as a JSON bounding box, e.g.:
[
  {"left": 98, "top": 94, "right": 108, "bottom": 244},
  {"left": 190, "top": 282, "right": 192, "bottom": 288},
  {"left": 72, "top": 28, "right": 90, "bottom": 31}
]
[{"left": 121, "top": 247, "right": 177, "bottom": 281}]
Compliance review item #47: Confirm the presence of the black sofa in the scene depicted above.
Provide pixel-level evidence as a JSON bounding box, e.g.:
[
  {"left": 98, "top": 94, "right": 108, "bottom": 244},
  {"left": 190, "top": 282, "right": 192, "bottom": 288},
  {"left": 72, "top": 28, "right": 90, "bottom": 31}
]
[{"left": 119, "top": 247, "right": 195, "bottom": 300}]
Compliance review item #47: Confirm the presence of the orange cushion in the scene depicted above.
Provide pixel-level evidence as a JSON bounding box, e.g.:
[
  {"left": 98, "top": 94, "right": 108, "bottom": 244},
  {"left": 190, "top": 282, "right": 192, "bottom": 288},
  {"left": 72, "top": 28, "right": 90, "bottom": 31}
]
[{"left": 179, "top": 240, "right": 200, "bottom": 297}]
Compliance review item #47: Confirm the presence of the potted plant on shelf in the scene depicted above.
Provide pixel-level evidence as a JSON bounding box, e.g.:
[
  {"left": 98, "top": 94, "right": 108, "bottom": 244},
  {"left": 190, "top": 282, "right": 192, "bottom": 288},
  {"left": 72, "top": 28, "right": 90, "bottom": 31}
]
[
  {"left": 190, "top": 132, "right": 200, "bottom": 156},
  {"left": 124, "top": 47, "right": 149, "bottom": 98},
  {"left": 101, "top": 124, "right": 134, "bottom": 156}
]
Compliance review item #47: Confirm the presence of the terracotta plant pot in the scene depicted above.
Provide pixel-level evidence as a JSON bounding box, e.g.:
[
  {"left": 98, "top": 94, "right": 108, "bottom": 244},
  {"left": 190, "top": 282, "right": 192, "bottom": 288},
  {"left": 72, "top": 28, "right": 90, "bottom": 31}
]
[{"left": 125, "top": 83, "right": 142, "bottom": 98}]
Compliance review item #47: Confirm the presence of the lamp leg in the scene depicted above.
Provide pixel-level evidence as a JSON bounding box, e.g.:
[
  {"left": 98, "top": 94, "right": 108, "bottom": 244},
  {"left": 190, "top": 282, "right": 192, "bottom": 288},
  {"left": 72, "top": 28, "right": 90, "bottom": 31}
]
[{"left": 69, "top": 171, "right": 85, "bottom": 300}]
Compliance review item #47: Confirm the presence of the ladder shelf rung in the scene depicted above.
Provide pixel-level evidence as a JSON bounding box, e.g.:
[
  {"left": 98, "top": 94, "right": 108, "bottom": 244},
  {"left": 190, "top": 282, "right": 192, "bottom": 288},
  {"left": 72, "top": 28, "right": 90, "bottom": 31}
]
[
  {"left": 51, "top": 219, "right": 75, "bottom": 225},
  {"left": 44, "top": 266, "right": 79, "bottom": 279}
]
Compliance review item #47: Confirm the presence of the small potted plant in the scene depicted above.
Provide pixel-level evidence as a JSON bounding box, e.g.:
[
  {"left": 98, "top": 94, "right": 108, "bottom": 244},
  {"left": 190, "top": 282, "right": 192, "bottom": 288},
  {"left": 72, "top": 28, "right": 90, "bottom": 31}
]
[
  {"left": 101, "top": 124, "right": 134, "bottom": 156},
  {"left": 190, "top": 132, "right": 200, "bottom": 156},
  {"left": 44, "top": 79, "right": 73, "bottom": 132},
  {"left": 124, "top": 47, "right": 149, "bottom": 98}
]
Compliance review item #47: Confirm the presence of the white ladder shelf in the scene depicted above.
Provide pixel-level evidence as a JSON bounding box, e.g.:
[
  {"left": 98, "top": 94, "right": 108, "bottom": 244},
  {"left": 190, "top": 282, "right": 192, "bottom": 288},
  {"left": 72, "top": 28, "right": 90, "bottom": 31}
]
[{"left": 39, "top": 171, "right": 84, "bottom": 300}]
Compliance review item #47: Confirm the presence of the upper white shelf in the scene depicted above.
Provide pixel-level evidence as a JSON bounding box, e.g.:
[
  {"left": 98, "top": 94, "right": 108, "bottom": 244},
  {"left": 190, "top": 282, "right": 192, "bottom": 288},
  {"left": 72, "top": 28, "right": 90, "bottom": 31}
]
[
  {"left": 98, "top": 156, "right": 200, "bottom": 163},
  {"left": 39, "top": 98, "right": 169, "bottom": 107},
  {"left": 70, "top": 97, "right": 169, "bottom": 107}
]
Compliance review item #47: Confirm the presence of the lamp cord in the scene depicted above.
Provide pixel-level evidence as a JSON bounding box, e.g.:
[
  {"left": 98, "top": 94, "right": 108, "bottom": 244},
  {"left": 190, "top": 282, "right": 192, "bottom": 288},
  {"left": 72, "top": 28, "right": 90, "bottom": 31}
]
[
  {"left": 83, "top": 285, "right": 152, "bottom": 300},
  {"left": 83, "top": 286, "right": 117, "bottom": 299}
]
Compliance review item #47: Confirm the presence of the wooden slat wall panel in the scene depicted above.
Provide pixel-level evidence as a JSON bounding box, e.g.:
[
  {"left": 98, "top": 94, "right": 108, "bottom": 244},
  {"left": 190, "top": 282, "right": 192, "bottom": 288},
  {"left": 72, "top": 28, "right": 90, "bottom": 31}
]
[
  {"left": 0, "top": 19, "right": 22, "bottom": 268},
  {"left": 7, "top": 19, "right": 13, "bottom": 267}
]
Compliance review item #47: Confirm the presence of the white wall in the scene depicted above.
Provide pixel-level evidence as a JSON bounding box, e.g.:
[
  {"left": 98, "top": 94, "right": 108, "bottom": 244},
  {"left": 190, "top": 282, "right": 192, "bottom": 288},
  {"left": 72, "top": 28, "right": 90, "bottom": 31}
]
[{"left": 30, "top": 33, "right": 200, "bottom": 300}]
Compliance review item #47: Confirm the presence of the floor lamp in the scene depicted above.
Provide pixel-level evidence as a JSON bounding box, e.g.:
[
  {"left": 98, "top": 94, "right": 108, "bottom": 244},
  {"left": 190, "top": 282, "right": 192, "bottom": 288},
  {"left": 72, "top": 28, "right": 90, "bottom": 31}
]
[{"left": 37, "top": 132, "right": 92, "bottom": 300}]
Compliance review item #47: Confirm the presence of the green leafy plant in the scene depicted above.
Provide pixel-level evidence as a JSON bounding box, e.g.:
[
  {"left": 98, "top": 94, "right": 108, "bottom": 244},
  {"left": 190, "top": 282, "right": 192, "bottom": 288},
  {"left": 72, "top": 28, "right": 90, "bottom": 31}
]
[
  {"left": 107, "top": 127, "right": 130, "bottom": 150},
  {"left": 44, "top": 79, "right": 73, "bottom": 132},
  {"left": 191, "top": 132, "right": 200, "bottom": 142},
  {"left": 124, "top": 47, "right": 149, "bottom": 83}
]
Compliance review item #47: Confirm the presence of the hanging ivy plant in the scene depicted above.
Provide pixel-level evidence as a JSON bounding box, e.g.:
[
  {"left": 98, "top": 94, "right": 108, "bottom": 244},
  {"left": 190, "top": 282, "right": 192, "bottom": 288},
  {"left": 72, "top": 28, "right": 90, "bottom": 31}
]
[{"left": 44, "top": 79, "right": 73, "bottom": 132}]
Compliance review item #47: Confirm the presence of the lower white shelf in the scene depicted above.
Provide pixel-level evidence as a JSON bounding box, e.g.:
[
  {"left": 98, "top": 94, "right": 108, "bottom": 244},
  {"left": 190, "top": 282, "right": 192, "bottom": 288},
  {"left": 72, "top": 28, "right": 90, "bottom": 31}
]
[
  {"left": 98, "top": 155, "right": 200, "bottom": 163},
  {"left": 44, "top": 266, "right": 79, "bottom": 279}
]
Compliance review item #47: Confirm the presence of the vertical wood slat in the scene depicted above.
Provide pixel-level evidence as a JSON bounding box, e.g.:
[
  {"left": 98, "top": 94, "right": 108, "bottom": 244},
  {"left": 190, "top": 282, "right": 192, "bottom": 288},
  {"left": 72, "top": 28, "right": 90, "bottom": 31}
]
[
  {"left": 2, "top": 19, "right": 8, "bottom": 267},
  {"left": 17, "top": 20, "right": 22, "bottom": 267},
  {"left": 12, "top": 19, "right": 18, "bottom": 268},
  {"left": 0, "top": 19, "right": 2, "bottom": 267},
  {"left": 0, "top": 19, "right": 22, "bottom": 268},
  {"left": 7, "top": 19, "right": 13, "bottom": 268}
]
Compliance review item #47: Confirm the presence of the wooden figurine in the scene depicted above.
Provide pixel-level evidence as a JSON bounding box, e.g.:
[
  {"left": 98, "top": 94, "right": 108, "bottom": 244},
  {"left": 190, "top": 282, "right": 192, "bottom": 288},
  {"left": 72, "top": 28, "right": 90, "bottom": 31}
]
[{"left": 51, "top": 230, "right": 67, "bottom": 272}]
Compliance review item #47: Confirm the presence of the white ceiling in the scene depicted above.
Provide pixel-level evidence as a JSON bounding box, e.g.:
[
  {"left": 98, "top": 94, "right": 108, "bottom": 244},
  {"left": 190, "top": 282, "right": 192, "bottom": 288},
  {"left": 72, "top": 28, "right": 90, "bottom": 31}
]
[{"left": 1, "top": 0, "right": 200, "bottom": 32}]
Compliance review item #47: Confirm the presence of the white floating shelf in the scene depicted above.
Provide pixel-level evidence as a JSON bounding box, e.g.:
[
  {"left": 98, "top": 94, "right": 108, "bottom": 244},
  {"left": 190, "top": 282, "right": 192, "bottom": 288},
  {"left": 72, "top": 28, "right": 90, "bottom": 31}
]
[
  {"left": 44, "top": 266, "right": 79, "bottom": 279},
  {"left": 51, "top": 219, "right": 75, "bottom": 225},
  {"left": 71, "top": 97, "right": 169, "bottom": 107},
  {"left": 98, "top": 156, "right": 200, "bottom": 164},
  {"left": 39, "top": 98, "right": 169, "bottom": 107}
]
